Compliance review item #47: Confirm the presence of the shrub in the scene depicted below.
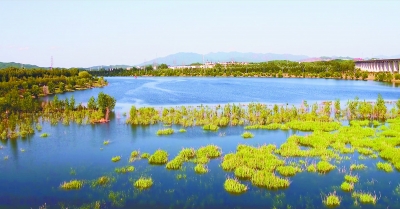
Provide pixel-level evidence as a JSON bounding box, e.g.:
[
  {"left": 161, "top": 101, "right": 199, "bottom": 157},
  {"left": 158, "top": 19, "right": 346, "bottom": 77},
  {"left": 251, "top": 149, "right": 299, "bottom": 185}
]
[
  {"left": 323, "top": 191, "right": 341, "bottom": 206},
  {"left": 134, "top": 177, "right": 153, "bottom": 189},
  {"left": 194, "top": 164, "right": 208, "bottom": 174},
  {"left": 224, "top": 178, "right": 248, "bottom": 194},
  {"left": 241, "top": 131, "right": 254, "bottom": 139},
  {"left": 317, "top": 161, "right": 335, "bottom": 173},
  {"left": 111, "top": 156, "right": 121, "bottom": 162},
  {"left": 148, "top": 150, "right": 168, "bottom": 164}
]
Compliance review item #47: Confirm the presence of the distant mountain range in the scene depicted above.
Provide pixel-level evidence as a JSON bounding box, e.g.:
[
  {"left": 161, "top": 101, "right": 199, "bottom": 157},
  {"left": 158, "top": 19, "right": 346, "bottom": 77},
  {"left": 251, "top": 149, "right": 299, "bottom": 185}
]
[
  {"left": 135, "top": 52, "right": 310, "bottom": 67},
  {"left": 0, "top": 62, "right": 40, "bottom": 69}
]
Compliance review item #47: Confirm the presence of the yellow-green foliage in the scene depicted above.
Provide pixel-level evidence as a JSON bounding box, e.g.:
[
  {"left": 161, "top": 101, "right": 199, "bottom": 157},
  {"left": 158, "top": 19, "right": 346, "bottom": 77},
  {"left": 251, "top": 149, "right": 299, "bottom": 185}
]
[
  {"left": 251, "top": 170, "right": 290, "bottom": 189},
  {"left": 344, "top": 174, "right": 359, "bottom": 183},
  {"left": 60, "top": 180, "right": 84, "bottom": 190},
  {"left": 141, "top": 153, "right": 150, "bottom": 159},
  {"left": 148, "top": 150, "right": 168, "bottom": 164},
  {"left": 196, "top": 145, "right": 221, "bottom": 159},
  {"left": 224, "top": 178, "right": 248, "bottom": 193},
  {"left": 111, "top": 156, "right": 121, "bottom": 162},
  {"left": 130, "top": 150, "right": 140, "bottom": 158},
  {"left": 350, "top": 164, "right": 367, "bottom": 170},
  {"left": 192, "top": 156, "right": 209, "bottom": 164},
  {"left": 276, "top": 165, "right": 301, "bottom": 176},
  {"left": 134, "top": 177, "right": 153, "bottom": 189},
  {"left": 92, "top": 176, "right": 111, "bottom": 187},
  {"left": 194, "top": 164, "right": 208, "bottom": 174},
  {"left": 306, "top": 164, "right": 317, "bottom": 172},
  {"left": 166, "top": 156, "right": 184, "bottom": 170},
  {"left": 156, "top": 128, "right": 174, "bottom": 135},
  {"left": 316, "top": 161, "right": 335, "bottom": 173},
  {"left": 178, "top": 148, "right": 195, "bottom": 159},
  {"left": 376, "top": 162, "right": 393, "bottom": 172},
  {"left": 203, "top": 124, "right": 219, "bottom": 131},
  {"left": 179, "top": 128, "right": 186, "bottom": 133},
  {"left": 352, "top": 192, "right": 377, "bottom": 204},
  {"left": 341, "top": 182, "right": 354, "bottom": 192},
  {"left": 323, "top": 192, "right": 341, "bottom": 206},
  {"left": 241, "top": 131, "right": 254, "bottom": 138},
  {"left": 40, "top": 133, "right": 49, "bottom": 137},
  {"left": 234, "top": 166, "right": 255, "bottom": 179},
  {"left": 115, "top": 165, "right": 134, "bottom": 174},
  {"left": 103, "top": 140, "right": 110, "bottom": 145}
]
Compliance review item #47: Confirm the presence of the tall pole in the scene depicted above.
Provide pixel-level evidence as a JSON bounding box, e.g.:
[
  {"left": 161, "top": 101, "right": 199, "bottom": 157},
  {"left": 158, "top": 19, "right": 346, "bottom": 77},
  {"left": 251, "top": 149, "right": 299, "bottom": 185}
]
[{"left": 51, "top": 56, "right": 53, "bottom": 70}]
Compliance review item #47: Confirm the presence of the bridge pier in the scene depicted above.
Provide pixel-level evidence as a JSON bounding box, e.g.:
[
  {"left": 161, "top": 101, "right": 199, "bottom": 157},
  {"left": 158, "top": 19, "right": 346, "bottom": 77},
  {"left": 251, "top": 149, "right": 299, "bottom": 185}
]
[{"left": 355, "top": 59, "right": 400, "bottom": 73}]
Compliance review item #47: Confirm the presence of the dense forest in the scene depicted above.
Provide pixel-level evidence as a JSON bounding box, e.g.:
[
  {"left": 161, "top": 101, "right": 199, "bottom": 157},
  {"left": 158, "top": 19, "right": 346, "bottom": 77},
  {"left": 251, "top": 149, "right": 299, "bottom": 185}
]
[{"left": 89, "top": 60, "right": 400, "bottom": 82}]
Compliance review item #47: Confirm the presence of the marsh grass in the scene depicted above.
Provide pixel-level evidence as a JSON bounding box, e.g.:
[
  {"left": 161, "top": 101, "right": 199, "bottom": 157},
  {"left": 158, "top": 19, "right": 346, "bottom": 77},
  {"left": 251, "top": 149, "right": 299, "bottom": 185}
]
[
  {"left": 234, "top": 166, "right": 255, "bottom": 179},
  {"left": 276, "top": 165, "right": 301, "bottom": 177},
  {"left": 352, "top": 192, "right": 377, "bottom": 204},
  {"left": 350, "top": 164, "right": 367, "bottom": 170},
  {"left": 141, "top": 153, "right": 150, "bottom": 159},
  {"left": 40, "top": 133, "right": 49, "bottom": 137},
  {"left": 251, "top": 170, "right": 290, "bottom": 189},
  {"left": 323, "top": 191, "right": 341, "bottom": 206},
  {"left": 134, "top": 177, "right": 153, "bottom": 189},
  {"left": 194, "top": 164, "right": 208, "bottom": 174},
  {"left": 115, "top": 165, "right": 135, "bottom": 174},
  {"left": 149, "top": 150, "right": 168, "bottom": 164},
  {"left": 316, "top": 161, "right": 335, "bottom": 173},
  {"left": 60, "top": 180, "right": 84, "bottom": 190},
  {"left": 241, "top": 131, "right": 254, "bottom": 139},
  {"left": 156, "top": 128, "right": 174, "bottom": 135},
  {"left": 224, "top": 178, "right": 248, "bottom": 194},
  {"left": 203, "top": 124, "right": 219, "bottom": 131},
  {"left": 344, "top": 174, "right": 359, "bottom": 183},
  {"left": 341, "top": 182, "right": 354, "bottom": 192},
  {"left": 306, "top": 164, "right": 317, "bottom": 172},
  {"left": 179, "top": 128, "right": 187, "bottom": 133},
  {"left": 376, "top": 162, "right": 393, "bottom": 172},
  {"left": 103, "top": 140, "right": 110, "bottom": 145},
  {"left": 111, "top": 156, "right": 121, "bottom": 162},
  {"left": 166, "top": 156, "right": 184, "bottom": 170},
  {"left": 91, "top": 176, "right": 113, "bottom": 187}
]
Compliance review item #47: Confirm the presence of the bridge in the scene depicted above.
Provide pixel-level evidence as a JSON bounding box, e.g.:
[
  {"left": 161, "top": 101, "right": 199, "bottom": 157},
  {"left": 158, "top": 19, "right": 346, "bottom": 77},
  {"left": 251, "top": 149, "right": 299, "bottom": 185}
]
[{"left": 355, "top": 59, "right": 400, "bottom": 73}]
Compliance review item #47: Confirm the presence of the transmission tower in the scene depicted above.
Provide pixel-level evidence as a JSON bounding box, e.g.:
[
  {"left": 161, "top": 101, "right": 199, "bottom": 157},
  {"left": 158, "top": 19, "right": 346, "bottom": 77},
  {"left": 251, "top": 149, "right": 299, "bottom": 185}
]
[{"left": 51, "top": 56, "right": 53, "bottom": 70}]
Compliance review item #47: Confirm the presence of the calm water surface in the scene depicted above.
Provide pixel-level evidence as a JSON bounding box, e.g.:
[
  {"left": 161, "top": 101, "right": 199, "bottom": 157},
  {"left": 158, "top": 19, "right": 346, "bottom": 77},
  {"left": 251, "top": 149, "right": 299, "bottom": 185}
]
[{"left": 0, "top": 77, "right": 399, "bottom": 209}]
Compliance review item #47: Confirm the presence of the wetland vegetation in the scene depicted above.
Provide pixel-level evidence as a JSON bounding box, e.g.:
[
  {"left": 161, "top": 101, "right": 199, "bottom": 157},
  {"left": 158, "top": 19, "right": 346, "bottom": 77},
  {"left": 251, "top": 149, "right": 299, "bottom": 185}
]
[{"left": 1, "top": 73, "right": 400, "bottom": 208}]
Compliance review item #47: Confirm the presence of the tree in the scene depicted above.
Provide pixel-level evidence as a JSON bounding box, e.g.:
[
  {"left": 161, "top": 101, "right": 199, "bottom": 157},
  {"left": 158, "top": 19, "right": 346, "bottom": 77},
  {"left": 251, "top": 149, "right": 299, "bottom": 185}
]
[
  {"left": 96, "top": 92, "right": 116, "bottom": 112},
  {"left": 78, "top": 71, "right": 92, "bottom": 78},
  {"left": 87, "top": 96, "right": 97, "bottom": 110},
  {"left": 375, "top": 94, "right": 387, "bottom": 120},
  {"left": 158, "top": 64, "right": 168, "bottom": 69}
]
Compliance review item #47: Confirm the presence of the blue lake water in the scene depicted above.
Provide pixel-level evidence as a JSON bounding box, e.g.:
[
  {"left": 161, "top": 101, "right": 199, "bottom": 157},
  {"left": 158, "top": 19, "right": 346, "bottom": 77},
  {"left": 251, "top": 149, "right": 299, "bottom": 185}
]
[{"left": 1, "top": 77, "right": 400, "bottom": 208}]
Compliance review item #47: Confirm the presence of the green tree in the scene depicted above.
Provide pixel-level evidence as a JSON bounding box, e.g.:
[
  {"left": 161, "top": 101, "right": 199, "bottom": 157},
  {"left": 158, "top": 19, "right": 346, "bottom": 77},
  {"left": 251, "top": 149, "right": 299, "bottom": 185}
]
[
  {"left": 375, "top": 94, "right": 387, "bottom": 120},
  {"left": 158, "top": 64, "right": 169, "bottom": 69},
  {"left": 97, "top": 92, "right": 116, "bottom": 112},
  {"left": 87, "top": 96, "right": 97, "bottom": 110}
]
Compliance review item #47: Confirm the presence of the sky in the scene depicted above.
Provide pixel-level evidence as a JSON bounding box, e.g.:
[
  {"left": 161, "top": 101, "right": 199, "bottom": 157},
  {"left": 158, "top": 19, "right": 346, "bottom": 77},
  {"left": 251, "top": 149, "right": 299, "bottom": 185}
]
[{"left": 1, "top": 0, "right": 399, "bottom": 68}]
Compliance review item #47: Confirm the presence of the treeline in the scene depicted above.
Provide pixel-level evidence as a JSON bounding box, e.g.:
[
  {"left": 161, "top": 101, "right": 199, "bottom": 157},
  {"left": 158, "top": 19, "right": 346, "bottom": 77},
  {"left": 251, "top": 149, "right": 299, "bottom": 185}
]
[
  {"left": 0, "top": 92, "right": 116, "bottom": 140},
  {"left": 89, "top": 60, "right": 370, "bottom": 80},
  {"left": 126, "top": 95, "right": 400, "bottom": 128},
  {"left": 0, "top": 67, "right": 107, "bottom": 114}
]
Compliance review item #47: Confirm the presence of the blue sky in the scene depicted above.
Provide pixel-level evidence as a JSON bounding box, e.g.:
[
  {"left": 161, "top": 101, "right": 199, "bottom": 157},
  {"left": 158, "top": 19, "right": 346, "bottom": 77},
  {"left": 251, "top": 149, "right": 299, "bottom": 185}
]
[{"left": 1, "top": 0, "right": 399, "bottom": 68}]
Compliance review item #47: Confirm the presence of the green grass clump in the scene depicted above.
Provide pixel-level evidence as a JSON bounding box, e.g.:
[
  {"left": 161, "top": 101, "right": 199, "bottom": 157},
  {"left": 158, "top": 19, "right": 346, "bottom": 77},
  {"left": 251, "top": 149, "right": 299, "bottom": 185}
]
[
  {"left": 224, "top": 178, "right": 248, "bottom": 194},
  {"left": 40, "top": 133, "right": 49, "bottom": 137},
  {"left": 111, "top": 156, "right": 121, "bottom": 162},
  {"left": 148, "top": 150, "right": 168, "bottom": 164},
  {"left": 92, "top": 176, "right": 111, "bottom": 187},
  {"left": 251, "top": 170, "right": 290, "bottom": 189},
  {"left": 103, "top": 140, "right": 110, "bottom": 145},
  {"left": 241, "top": 131, "right": 254, "bottom": 139},
  {"left": 234, "top": 166, "right": 255, "bottom": 179},
  {"left": 317, "top": 161, "right": 335, "bottom": 173},
  {"left": 357, "top": 148, "right": 374, "bottom": 156},
  {"left": 323, "top": 191, "right": 341, "bottom": 206},
  {"left": 134, "top": 177, "right": 153, "bottom": 189},
  {"left": 352, "top": 192, "right": 377, "bottom": 204},
  {"left": 115, "top": 165, "right": 135, "bottom": 173},
  {"left": 194, "top": 164, "right": 208, "bottom": 174},
  {"left": 130, "top": 150, "right": 140, "bottom": 158},
  {"left": 202, "top": 124, "right": 219, "bottom": 131},
  {"left": 376, "top": 162, "right": 393, "bottom": 172},
  {"left": 344, "top": 174, "right": 359, "bottom": 183},
  {"left": 179, "top": 128, "right": 186, "bottom": 133},
  {"left": 350, "top": 164, "right": 367, "bottom": 170},
  {"left": 276, "top": 165, "right": 301, "bottom": 176},
  {"left": 196, "top": 145, "right": 221, "bottom": 158},
  {"left": 60, "top": 180, "right": 84, "bottom": 190},
  {"left": 192, "top": 156, "right": 210, "bottom": 164},
  {"left": 166, "top": 157, "right": 184, "bottom": 170},
  {"left": 156, "top": 128, "right": 174, "bottom": 135},
  {"left": 141, "top": 153, "right": 150, "bottom": 159},
  {"left": 306, "top": 164, "right": 317, "bottom": 172},
  {"left": 341, "top": 182, "right": 354, "bottom": 192},
  {"left": 178, "top": 148, "right": 195, "bottom": 159}
]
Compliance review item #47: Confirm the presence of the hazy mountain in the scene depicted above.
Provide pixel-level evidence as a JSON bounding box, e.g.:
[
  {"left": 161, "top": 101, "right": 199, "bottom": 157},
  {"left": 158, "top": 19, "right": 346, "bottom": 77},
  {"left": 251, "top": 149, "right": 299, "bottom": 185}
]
[
  {"left": 85, "top": 65, "right": 132, "bottom": 70},
  {"left": 0, "top": 62, "right": 40, "bottom": 69},
  {"left": 137, "top": 52, "right": 309, "bottom": 66}
]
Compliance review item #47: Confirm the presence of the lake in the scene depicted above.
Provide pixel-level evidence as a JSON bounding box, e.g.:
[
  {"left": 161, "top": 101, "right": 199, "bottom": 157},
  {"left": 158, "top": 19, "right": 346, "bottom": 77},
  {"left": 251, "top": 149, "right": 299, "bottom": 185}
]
[{"left": 1, "top": 77, "right": 399, "bottom": 209}]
